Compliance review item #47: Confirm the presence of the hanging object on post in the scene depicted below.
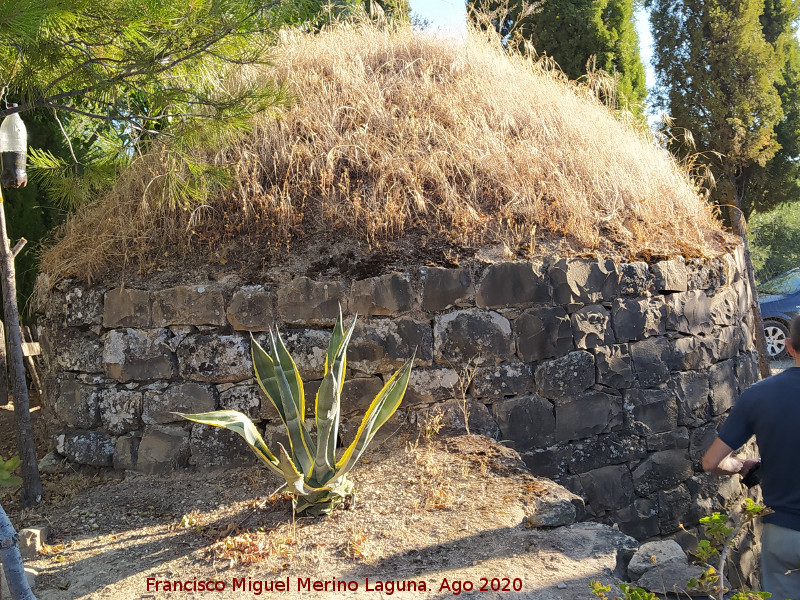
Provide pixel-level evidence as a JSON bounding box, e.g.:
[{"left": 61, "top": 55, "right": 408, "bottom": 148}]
[{"left": 0, "top": 108, "right": 27, "bottom": 189}]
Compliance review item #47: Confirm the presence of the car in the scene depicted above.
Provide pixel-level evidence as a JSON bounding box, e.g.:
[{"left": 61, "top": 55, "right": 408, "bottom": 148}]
[{"left": 757, "top": 267, "right": 800, "bottom": 360}]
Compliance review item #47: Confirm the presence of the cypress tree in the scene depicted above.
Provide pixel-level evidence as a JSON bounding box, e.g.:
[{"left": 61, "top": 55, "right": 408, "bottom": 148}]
[{"left": 468, "top": 0, "right": 647, "bottom": 112}]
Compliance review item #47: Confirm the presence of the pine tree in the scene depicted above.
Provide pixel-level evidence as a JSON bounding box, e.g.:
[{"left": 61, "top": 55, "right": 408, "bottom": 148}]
[{"left": 468, "top": 0, "right": 647, "bottom": 112}]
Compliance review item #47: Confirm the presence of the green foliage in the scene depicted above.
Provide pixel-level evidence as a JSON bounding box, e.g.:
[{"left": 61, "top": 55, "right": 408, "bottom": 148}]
[
  {"left": 180, "top": 311, "right": 413, "bottom": 516},
  {"left": 0, "top": 456, "right": 22, "bottom": 488},
  {"left": 0, "top": 0, "right": 307, "bottom": 208},
  {"left": 748, "top": 200, "right": 800, "bottom": 283},
  {"left": 468, "top": 0, "right": 647, "bottom": 114},
  {"left": 589, "top": 581, "right": 657, "bottom": 600},
  {"left": 649, "top": 0, "right": 800, "bottom": 219}
]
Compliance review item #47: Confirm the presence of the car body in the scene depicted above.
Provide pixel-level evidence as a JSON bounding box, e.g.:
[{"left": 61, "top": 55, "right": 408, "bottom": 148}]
[{"left": 757, "top": 267, "right": 800, "bottom": 359}]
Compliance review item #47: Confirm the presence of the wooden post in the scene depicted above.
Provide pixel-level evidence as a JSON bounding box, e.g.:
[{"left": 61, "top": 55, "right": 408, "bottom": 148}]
[
  {"left": 0, "top": 188, "right": 41, "bottom": 507},
  {"left": 0, "top": 320, "right": 7, "bottom": 407},
  {"left": 21, "top": 328, "right": 41, "bottom": 398},
  {"left": 0, "top": 501, "right": 37, "bottom": 600}
]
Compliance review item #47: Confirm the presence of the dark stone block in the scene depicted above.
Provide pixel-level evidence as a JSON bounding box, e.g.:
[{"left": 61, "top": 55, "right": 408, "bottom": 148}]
[
  {"left": 137, "top": 425, "right": 190, "bottom": 474},
  {"left": 52, "top": 377, "right": 100, "bottom": 429},
  {"left": 476, "top": 261, "right": 550, "bottom": 308},
  {"left": 647, "top": 427, "right": 689, "bottom": 452},
  {"left": 152, "top": 285, "right": 226, "bottom": 327},
  {"left": 277, "top": 277, "right": 348, "bottom": 326},
  {"left": 44, "top": 329, "right": 104, "bottom": 373},
  {"left": 190, "top": 423, "right": 257, "bottom": 468},
  {"left": 735, "top": 352, "right": 760, "bottom": 394},
  {"left": 632, "top": 450, "right": 693, "bottom": 497},
  {"left": 670, "top": 370, "right": 711, "bottom": 427},
  {"left": 113, "top": 435, "right": 139, "bottom": 470},
  {"left": 226, "top": 286, "right": 274, "bottom": 331},
  {"left": 350, "top": 272, "right": 414, "bottom": 316},
  {"left": 579, "top": 464, "right": 635, "bottom": 511},
  {"left": 143, "top": 382, "right": 217, "bottom": 425},
  {"left": 652, "top": 258, "right": 688, "bottom": 293},
  {"left": 611, "top": 498, "right": 660, "bottom": 541},
  {"left": 64, "top": 284, "right": 105, "bottom": 327},
  {"left": 350, "top": 317, "right": 433, "bottom": 373},
  {"left": 104, "top": 328, "right": 176, "bottom": 383},
  {"left": 619, "top": 262, "right": 652, "bottom": 296},
  {"left": 98, "top": 388, "right": 143, "bottom": 434},
  {"left": 434, "top": 309, "right": 514, "bottom": 364},
  {"left": 709, "top": 359, "right": 737, "bottom": 415},
  {"left": 665, "top": 291, "right": 712, "bottom": 335},
  {"left": 689, "top": 422, "right": 717, "bottom": 469},
  {"left": 549, "top": 258, "right": 620, "bottom": 305},
  {"left": 56, "top": 431, "right": 114, "bottom": 467},
  {"left": 492, "top": 394, "right": 555, "bottom": 449},
  {"left": 623, "top": 387, "right": 677, "bottom": 435},
  {"left": 710, "top": 326, "right": 740, "bottom": 362},
  {"left": 710, "top": 287, "right": 738, "bottom": 327},
  {"left": 658, "top": 484, "right": 691, "bottom": 534},
  {"left": 555, "top": 390, "right": 623, "bottom": 443},
  {"left": 472, "top": 362, "right": 535, "bottom": 398},
  {"left": 611, "top": 298, "right": 666, "bottom": 343},
  {"left": 515, "top": 306, "right": 573, "bottom": 362},
  {"left": 520, "top": 446, "right": 571, "bottom": 479},
  {"left": 341, "top": 377, "right": 385, "bottom": 414},
  {"left": 219, "top": 384, "right": 263, "bottom": 421},
  {"left": 406, "top": 367, "right": 459, "bottom": 404},
  {"left": 421, "top": 267, "right": 474, "bottom": 312},
  {"left": 566, "top": 433, "right": 648, "bottom": 474},
  {"left": 629, "top": 337, "right": 671, "bottom": 387},
  {"left": 595, "top": 344, "right": 635, "bottom": 389},
  {"left": 103, "top": 288, "right": 152, "bottom": 328},
  {"left": 571, "top": 305, "right": 615, "bottom": 349},
  {"left": 177, "top": 334, "right": 250, "bottom": 383},
  {"left": 535, "top": 350, "right": 595, "bottom": 401},
  {"left": 670, "top": 336, "right": 714, "bottom": 371}
]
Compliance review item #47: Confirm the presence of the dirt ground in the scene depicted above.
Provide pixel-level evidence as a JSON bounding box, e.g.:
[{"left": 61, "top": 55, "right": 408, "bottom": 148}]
[{"left": 1, "top": 407, "right": 633, "bottom": 600}]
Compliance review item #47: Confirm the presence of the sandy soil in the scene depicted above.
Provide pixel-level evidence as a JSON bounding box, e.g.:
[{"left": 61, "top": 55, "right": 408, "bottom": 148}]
[{"left": 2, "top": 420, "right": 631, "bottom": 600}]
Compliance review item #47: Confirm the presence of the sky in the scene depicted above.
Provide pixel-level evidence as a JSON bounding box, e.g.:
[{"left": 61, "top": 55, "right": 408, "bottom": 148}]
[{"left": 408, "top": 0, "right": 657, "bottom": 90}]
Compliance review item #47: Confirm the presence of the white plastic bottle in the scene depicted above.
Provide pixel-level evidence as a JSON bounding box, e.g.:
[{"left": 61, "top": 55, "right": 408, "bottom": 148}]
[{"left": 0, "top": 110, "right": 27, "bottom": 189}]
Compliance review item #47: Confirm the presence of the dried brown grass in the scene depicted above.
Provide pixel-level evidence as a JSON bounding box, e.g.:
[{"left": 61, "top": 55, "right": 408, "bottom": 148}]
[{"left": 39, "top": 21, "right": 731, "bottom": 284}]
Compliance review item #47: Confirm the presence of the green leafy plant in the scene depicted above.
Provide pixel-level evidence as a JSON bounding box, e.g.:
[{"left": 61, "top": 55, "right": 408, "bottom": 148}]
[
  {"left": 687, "top": 499, "right": 774, "bottom": 600},
  {"left": 589, "top": 581, "right": 657, "bottom": 600},
  {"left": 0, "top": 455, "right": 22, "bottom": 488},
  {"left": 179, "top": 311, "right": 413, "bottom": 516}
]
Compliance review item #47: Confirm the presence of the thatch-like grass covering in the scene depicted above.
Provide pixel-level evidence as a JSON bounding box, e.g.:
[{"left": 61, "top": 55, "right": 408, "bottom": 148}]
[{"left": 41, "top": 23, "right": 730, "bottom": 283}]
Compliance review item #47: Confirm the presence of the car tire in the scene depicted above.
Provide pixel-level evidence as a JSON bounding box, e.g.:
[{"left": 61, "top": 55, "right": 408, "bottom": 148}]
[{"left": 763, "top": 319, "right": 790, "bottom": 360}]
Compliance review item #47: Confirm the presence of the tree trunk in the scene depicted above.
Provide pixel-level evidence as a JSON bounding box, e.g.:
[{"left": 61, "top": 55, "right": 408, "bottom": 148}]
[
  {"left": 0, "top": 501, "right": 37, "bottom": 600},
  {"left": 728, "top": 205, "right": 772, "bottom": 380},
  {"left": 0, "top": 194, "right": 41, "bottom": 507}
]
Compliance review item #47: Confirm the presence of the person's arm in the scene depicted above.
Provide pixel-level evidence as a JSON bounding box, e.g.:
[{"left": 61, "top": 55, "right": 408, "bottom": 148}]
[{"left": 702, "top": 437, "right": 759, "bottom": 476}]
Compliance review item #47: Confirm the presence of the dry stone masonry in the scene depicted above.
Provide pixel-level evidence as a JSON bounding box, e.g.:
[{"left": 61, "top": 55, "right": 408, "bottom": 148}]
[{"left": 37, "top": 245, "right": 759, "bottom": 544}]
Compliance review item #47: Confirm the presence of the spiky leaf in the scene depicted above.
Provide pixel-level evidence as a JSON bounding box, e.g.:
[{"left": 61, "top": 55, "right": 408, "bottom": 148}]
[
  {"left": 268, "top": 331, "right": 315, "bottom": 475},
  {"left": 177, "top": 410, "right": 283, "bottom": 476},
  {"left": 336, "top": 355, "right": 414, "bottom": 478}
]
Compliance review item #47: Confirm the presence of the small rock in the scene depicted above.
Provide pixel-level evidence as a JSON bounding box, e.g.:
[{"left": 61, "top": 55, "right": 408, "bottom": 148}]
[
  {"left": 628, "top": 539, "right": 687, "bottom": 579},
  {"left": 18, "top": 526, "right": 50, "bottom": 559}
]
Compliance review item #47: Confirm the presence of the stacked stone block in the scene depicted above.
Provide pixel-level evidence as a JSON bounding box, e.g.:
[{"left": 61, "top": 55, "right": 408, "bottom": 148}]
[{"left": 37, "top": 245, "right": 758, "bottom": 542}]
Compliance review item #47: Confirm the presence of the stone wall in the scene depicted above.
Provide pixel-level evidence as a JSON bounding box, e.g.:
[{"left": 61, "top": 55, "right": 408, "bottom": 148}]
[{"left": 36, "top": 245, "right": 760, "bottom": 547}]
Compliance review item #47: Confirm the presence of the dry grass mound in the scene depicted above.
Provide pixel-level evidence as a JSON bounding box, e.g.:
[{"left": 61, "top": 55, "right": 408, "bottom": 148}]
[{"left": 41, "top": 22, "right": 730, "bottom": 283}]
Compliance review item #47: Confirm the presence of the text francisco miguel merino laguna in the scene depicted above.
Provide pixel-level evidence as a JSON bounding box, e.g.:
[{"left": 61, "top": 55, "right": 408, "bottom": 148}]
[{"left": 145, "top": 576, "right": 431, "bottom": 595}]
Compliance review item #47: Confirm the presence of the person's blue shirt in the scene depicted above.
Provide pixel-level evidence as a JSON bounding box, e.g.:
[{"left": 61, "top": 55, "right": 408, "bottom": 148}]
[{"left": 718, "top": 367, "right": 800, "bottom": 531}]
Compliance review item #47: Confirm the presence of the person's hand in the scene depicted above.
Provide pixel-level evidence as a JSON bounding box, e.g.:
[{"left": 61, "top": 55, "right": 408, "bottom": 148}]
[{"left": 739, "top": 458, "right": 760, "bottom": 476}]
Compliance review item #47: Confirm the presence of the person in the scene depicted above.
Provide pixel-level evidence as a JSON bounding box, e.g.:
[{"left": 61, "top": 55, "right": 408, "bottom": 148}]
[{"left": 703, "top": 314, "right": 800, "bottom": 600}]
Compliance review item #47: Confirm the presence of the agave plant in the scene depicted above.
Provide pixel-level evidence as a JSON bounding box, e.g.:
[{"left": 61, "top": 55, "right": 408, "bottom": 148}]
[{"left": 179, "top": 312, "right": 413, "bottom": 516}]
